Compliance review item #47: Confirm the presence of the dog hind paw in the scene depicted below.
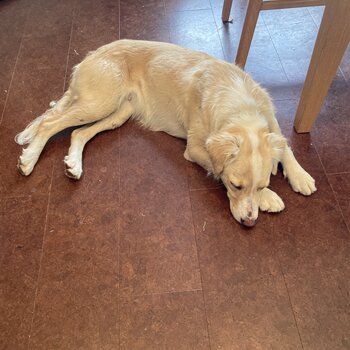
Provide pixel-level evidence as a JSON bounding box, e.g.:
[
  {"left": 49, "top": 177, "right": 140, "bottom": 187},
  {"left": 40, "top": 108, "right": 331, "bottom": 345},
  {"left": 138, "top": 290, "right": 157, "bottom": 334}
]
[
  {"left": 17, "top": 157, "right": 34, "bottom": 176},
  {"left": 64, "top": 155, "right": 82, "bottom": 180},
  {"left": 15, "top": 130, "right": 34, "bottom": 145}
]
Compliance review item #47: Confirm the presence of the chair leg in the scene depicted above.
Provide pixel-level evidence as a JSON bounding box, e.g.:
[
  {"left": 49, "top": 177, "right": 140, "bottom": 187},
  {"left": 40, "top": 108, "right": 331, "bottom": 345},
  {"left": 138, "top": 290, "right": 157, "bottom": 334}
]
[
  {"left": 235, "top": 0, "right": 263, "bottom": 68},
  {"left": 222, "top": 0, "right": 233, "bottom": 22},
  {"left": 294, "top": 0, "right": 350, "bottom": 133}
]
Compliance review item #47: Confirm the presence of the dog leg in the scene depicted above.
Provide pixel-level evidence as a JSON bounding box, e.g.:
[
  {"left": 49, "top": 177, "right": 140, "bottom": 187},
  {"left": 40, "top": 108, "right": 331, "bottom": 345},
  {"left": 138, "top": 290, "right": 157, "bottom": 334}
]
[
  {"left": 184, "top": 138, "right": 213, "bottom": 173},
  {"left": 15, "top": 90, "right": 74, "bottom": 146},
  {"left": 17, "top": 100, "right": 118, "bottom": 176},
  {"left": 17, "top": 111, "right": 86, "bottom": 176},
  {"left": 263, "top": 109, "right": 316, "bottom": 195},
  {"left": 15, "top": 115, "right": 45, "bottom": 146},
  {"left": 281, "top": 147, "right": 316, "bottom": 195},
  {"left": 259, "top": 188, "right": 285, "bottom": 213},
  {"left": 64, "top": 101, "right": 133, "bottom": 179}
]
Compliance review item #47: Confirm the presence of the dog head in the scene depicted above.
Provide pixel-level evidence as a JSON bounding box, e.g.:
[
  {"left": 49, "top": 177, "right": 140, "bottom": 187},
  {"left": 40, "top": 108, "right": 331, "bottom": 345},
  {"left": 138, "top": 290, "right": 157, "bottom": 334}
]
[{"left": 206, "top": 126, "right": 286, "bottom": 227}]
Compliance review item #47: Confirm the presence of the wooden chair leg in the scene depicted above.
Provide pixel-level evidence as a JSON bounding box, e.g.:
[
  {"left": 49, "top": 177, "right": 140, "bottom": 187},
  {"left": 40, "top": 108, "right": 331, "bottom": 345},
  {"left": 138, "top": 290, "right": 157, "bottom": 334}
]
[
  {"left": 235, "top": 0, "right": 263, "bottom": 68},
  {"left": 294, "top": 0, "right": 350, "bottom": 133},
  {"left": 222, "top": 0, "right": 233, "bottom": 22}
]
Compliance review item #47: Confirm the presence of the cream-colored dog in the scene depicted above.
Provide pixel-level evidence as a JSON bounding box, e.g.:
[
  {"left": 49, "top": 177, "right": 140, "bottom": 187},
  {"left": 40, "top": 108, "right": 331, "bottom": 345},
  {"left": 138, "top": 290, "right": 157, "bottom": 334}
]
[{"left": 15, "top": 40, "right": 316, "bottom": 226}]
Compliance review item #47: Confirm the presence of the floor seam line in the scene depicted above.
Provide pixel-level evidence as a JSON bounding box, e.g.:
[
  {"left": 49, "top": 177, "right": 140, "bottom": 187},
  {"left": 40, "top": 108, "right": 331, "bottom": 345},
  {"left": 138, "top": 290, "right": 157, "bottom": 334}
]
[
  {"left": 0, "top": 1, "right": 30, "bottom": 127},
  {"left": 26, "top": 164, "right": 54, "bottom": 349}
]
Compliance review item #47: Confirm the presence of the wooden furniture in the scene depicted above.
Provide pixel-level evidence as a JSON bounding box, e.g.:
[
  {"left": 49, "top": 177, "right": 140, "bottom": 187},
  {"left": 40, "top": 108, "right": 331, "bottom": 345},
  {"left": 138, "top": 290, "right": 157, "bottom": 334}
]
[{"left": 222, "top": 0, "right": 350, "bottom": 133}]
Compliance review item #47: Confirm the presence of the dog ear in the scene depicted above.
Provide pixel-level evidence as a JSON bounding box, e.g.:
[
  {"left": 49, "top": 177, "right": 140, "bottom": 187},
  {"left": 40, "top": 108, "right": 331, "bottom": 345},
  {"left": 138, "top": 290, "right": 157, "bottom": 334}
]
[
  {"left": 206, "top": 132, "right": 242, "bottom": 176},
  {"left": 266, "top": 133, "right": 287, "bottom": 161}
]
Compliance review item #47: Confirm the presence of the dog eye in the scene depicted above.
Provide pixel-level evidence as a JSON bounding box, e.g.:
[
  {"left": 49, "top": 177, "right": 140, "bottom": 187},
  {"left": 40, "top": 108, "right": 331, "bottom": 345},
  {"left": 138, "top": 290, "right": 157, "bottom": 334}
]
[
  {"left": 258, "top": 187, "right": 265, "bottom": 191},
  {"left": 231, "top": 182, "right": 243, "bottom": 191}
]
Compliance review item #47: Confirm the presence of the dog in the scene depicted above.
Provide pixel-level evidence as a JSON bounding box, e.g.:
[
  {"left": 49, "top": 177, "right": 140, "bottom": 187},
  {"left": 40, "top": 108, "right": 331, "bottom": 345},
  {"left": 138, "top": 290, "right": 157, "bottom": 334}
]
[{"left": 15, "top": 39, "right": 316, "bottom": 226}]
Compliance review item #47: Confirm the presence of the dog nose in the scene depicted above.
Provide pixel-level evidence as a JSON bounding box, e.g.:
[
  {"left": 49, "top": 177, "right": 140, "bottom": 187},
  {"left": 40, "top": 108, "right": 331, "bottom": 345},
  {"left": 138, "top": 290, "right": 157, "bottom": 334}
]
[{"left": 241, "top": 217, "right": 256, "bottom": 227}]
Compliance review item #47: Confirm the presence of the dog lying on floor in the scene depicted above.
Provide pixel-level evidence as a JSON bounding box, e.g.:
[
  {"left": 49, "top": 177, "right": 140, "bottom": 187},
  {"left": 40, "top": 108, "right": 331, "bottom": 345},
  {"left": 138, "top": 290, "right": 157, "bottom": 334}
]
[{"left": 15, "top": 39, "right": 316, "bottom": 226}]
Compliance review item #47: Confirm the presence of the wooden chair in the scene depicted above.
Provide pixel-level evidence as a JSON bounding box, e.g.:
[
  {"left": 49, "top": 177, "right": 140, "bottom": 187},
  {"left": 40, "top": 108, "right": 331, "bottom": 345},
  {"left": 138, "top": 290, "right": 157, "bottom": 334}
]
[{"left": 222, "top": 0, "right": 350, "bottom": 133}]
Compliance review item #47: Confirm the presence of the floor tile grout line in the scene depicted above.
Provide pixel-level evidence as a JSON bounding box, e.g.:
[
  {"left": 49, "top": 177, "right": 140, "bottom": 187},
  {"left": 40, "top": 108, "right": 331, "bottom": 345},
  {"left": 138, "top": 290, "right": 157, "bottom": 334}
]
[
  {"left": 269, "top": 220, "right": 306, "bottom": 350},
  {"left": 27, "top": 3, "right": 77, "bottom": 345},
  {"left": 208, "top": 0, "right": 226, "bottom": 60},
  {"left": 120, "top": 288, "right": 204, "bottom": 300},
  {"left": 161, "top": 6, "right": 212, "bottom": 347},
  {"left": 0, "top": 0, "right": 30, "bottom": 127},
  {"left": 311, "top": 139, "right": 350, "bottom": 234},
  {"left": 26, "top": 164, "right": 55, "bottom": 350},
  {"left": 326, "top": 170, "right": 350, "bottom": 176},
  {"left": 311, "top": 139, "right": 350, "bottom": 229},
  {"left": 63, "top": 0, "right": 77, "bottom": 89},
  {"left": 261, "top": 13, "right": 298, "bottom": 96},
  {"left": 187, "top": 190, "right": 213, "bottom": 350},
  {"left": 280, "top": 263, "right": 305, "bottom": 350}
]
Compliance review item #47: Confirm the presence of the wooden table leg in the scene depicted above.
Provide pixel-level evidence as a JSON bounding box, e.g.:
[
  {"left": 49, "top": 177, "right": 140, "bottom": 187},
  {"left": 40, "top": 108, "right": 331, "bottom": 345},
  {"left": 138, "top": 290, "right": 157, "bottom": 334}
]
[
  {"left": 294, "top": 0, "right": 350, "bottom": 133},
  {"left": 235, "top": 0, "right": 263, "bottom": 68},
  {"left": 222, "top": 0, "right": 233, "bottom": 22}
]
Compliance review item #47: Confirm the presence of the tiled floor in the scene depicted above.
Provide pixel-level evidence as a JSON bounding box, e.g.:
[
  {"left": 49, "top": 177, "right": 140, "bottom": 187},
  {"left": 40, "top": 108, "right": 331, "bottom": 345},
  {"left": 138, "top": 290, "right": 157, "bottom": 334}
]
[{"left": 0, "top": 0, "right": 349, "bottom": 349}]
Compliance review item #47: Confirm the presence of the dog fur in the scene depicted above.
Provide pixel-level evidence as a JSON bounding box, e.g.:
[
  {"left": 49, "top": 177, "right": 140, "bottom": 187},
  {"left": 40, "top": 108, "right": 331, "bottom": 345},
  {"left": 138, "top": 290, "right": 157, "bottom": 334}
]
[{"left": 15, "top": 39, "right": 316, "bottom": 226}]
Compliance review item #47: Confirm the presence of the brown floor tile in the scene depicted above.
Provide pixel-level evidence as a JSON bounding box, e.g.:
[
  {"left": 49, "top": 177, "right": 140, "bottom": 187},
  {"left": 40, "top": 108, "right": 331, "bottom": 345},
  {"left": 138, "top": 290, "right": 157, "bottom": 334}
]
[
  {"left": 0, "top": 194, "right": 48, "bottom": 350},
  {"left": 0, "top": 0, "right": 72, "bottom": 197},
  {"left": 2, "top": 0, "right": 350, "bottom": 349},
  {"left": 120, "top": 291, "right": 210, "bottom": 350},
  {"left": 328, "top": 173, "right": 350, "bottom": 229},
  {"left": 0, "top": 66, "right": 61, "bottom": 197},
  {"left": 283, "top": 270, "right": 350, "bottom": 350},
  {"left": 263, "top": 8, "right": 318, "bottom": 61},
  {"left": 165, "top": 0, "right": 211, "bottom": 12},
  {"left": 190, "top": 188, "right": 278, "bottom": 291},
  {"left": 23, "top": 0, "right": 74, "bottom": 38},
  {"left": 205, "top": 274, "right": 303, "bottom": 350},
  {"left": 119, "top": 122, "right": 201, "bottom": 296},
  {"left": 168, "top": 9, "right": 225, "bottom": 60},
  {"left": 187, "top": 161, "right": 223, "bottom": 190},
  {"left": 120, "top": 0, "right": 170, "bottom": 42},
  {"left": 119, "top": 122, "right": 189, "bottom": 234},
  {"left": 66, "top": 0, "right": 120, "bottom": 76},
  {"left": 312, "top": 110, "right": 350, "bottom": 174},
  {"left": 0, "top": 0, "right": 28, "bottom": 121},
  {"left": 315, "top": 147, "right": 350, "bottom": 178},
  {"left": 119, "top": 226, "right": 201, "bottom": 296},
  {"left": 271, "top": 187, "right": 350, "bottom": 349},
  {"left": 28, "top": 173, "right": 120, "bottom": 349}
]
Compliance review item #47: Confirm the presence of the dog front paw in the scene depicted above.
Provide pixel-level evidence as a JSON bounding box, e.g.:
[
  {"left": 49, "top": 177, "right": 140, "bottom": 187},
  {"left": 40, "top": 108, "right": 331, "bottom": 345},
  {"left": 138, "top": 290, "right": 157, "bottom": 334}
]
[
  {"left": 259, "top": 188, "right": 285, "bottom": 213},
  {"left": 284, "top": 167, "right": 316, "bottom": 196},
  {"left": 183, "top": 149, "right": 193, "bottom": 162}
]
